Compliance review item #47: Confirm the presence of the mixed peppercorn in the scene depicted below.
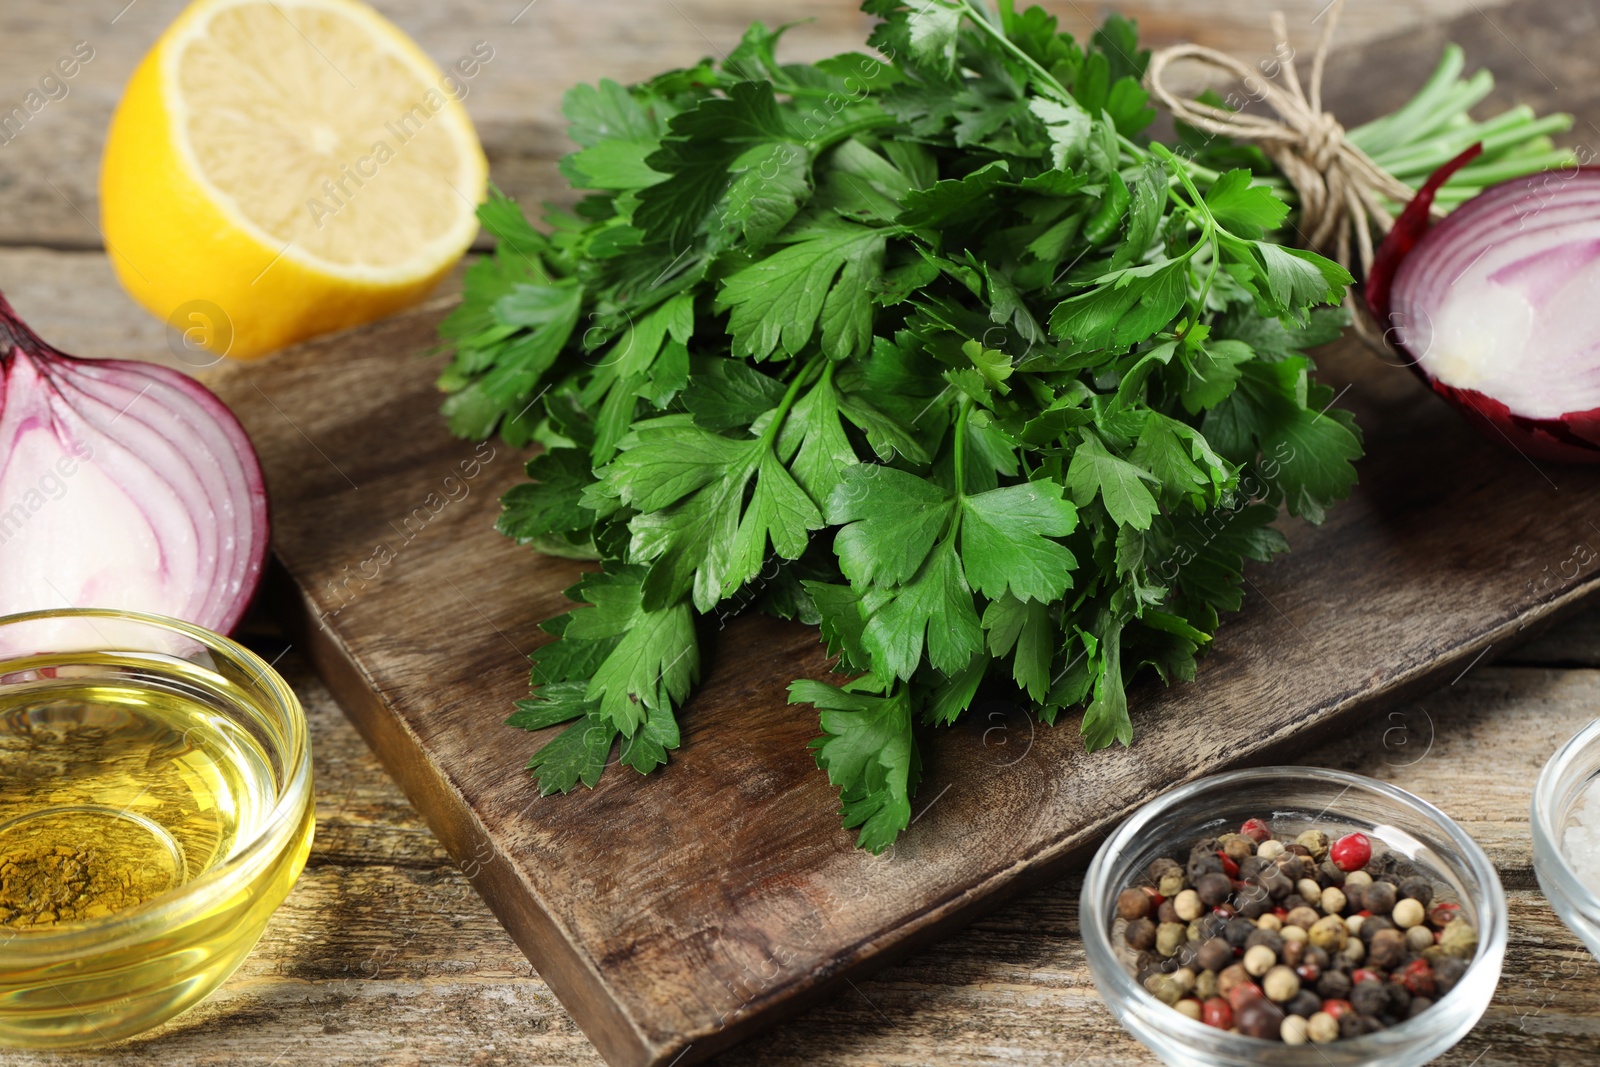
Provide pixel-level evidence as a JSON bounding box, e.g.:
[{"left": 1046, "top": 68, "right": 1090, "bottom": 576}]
[{"left": 1117, "top": 819, "right": 1479, "bottom": 1044}]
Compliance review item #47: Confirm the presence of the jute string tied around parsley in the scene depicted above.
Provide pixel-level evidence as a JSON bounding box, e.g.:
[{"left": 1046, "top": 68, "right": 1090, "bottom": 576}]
[{"left": 1143, "top": 0, "right": 1423, "bottom": 280}]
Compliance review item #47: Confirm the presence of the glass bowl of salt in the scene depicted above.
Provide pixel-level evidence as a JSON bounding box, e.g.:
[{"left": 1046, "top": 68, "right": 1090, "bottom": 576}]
[{"left": 1532, "top": 718, "right": 1600, "bottom": 959}]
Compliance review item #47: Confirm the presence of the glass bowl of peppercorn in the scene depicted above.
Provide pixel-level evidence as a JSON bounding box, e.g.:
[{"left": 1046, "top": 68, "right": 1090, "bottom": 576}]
[{"left": 1081, "top": 767, "right": 1506, "bottom": 1067}]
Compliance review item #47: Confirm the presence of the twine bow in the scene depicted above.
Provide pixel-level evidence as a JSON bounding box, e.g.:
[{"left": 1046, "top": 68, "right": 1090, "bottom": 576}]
[{"left": 1143, "top": 0, "right": 1420, "bottom": 278}]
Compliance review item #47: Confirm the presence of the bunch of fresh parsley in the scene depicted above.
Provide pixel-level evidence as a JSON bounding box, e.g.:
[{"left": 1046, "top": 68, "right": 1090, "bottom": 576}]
[{"left": 437, "top": 0, "right": 1362, "bottom": 851}]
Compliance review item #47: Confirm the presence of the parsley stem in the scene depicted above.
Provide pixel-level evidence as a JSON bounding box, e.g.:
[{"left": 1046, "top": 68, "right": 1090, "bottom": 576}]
[
  {"left": 957, "top": 0, "right": 1072, "bottom": 106},
  {"left": 760, "top": 354, "right": 827, "bottom": 452},
  {"left": 807, "top": 114, "right": 900, "bottom": 155},
  {"left": 955, "top": 2, "right": 1235, "bottom": 193},
  {"left": 953, "top": 397, "right": 974, "bottom": 498}
]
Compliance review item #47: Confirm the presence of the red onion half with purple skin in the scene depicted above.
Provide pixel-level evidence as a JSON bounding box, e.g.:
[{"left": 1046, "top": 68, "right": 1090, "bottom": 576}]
[
  {"left": 1367, "top": 144, "right": 1600, "bottom": 462},
  {"left": 0, "top": 291, "right": 268, "bottom": 633}
]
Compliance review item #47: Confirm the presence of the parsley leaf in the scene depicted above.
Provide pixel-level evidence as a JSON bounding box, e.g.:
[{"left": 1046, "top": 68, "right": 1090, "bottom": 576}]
[
  {"left": 716, "top": 222, "right": 888, "bottom": 360},
  {"left": 794, "top": 680, "right": 920, "bottom": 853},
  {"left": 1066, "top": 433, "right": 1161, "bottom": 528}
]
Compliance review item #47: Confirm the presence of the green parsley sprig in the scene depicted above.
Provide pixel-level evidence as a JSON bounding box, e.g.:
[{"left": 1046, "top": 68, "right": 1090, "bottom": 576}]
[{"left": 436, "top": 1, "right": 1546, "bottom": 851}]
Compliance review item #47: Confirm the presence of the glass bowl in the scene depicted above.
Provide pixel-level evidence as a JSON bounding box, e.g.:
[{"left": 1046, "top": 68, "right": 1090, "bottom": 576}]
[
  {"left": 0, "top": 609, "right": 315, "bottom": 1049},
  {"left": 1081, "top": 767, "right": 1506, "bottom": 1067},
  {"left": 1531, "top": 717, "right": 1600, "bottom": 959}
]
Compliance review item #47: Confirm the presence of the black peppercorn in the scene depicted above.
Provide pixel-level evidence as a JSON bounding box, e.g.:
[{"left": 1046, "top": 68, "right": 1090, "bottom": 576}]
[
  {"left": 1287, "top": 990, "right": 1322, "bottom": 1018},
  {"left": 1344, "top": 882, "right": 1367, "bottom": 911},
  {"left": 1368, "top": 929, "right": 1408, "bottom": 970},
  {"left": 1126, "top": 917, "right": 1158, "bottom": 952},
  {"left": 1434, "top": 956, "right": 1469, "bottom": 996},
  {"left": 1236, "top": 996, "right": 1285, "bottom": 1039},
  {"left": 1188, "top": 851, "right": 1225, "bottom": 883},
  {"left": 1318, "top": 860, "right": 1347, "bottom": 888},
  {"left": 1407, "top": 996, "right": 1433, "bottom": 1018},
  {"left": 1197, "top": 912, "right": 1229, "bottom": 941},
  {"left": 1368, "top": 853, "right": 1403, "bottom": 879},
  {"left": 1303, "top": 946, "right": 1330, "bottom": 972},
  {"left": 1224, "top": 917, "right": 1256, "bottom": 949},
  {"left": 1158, "top": 899, "right": 1180, "bottom": 925},
  {"left": 1364, "top": 881, "right": 1398, "bottom": 915},
  {"left": 1281, "top": 939, "right": 1306, "bottom": 968},
  {"left": 1317, "top": 971, "right": 1352, "bottom": 1000},
  {"left": 1245, "top": 928, "right": 1284, "bottom": 955},
  {"left": 1385, "top": 982, "right": 1412, "bottom": 1015},
  {"left": 1256, "top": 866, "right": 1293, "bottom": 900},
  {"left": 1338, "top": 1014, "right": 1366, "bottom": 1040},
  {"left": 1196, "top": 872, "right": 1232, "bottom": 907},
  {"left": 1276, "top": 854, "right": 1311, "bottom": 882},
  {"left": 1235, "top": 884, "right": 1272, "bottom": 918},
  {"left": 1350, "top": 980, "right": 1387, "bottom": 1015},
  {"left": 1399, "top": 876, "right": 1434, "bottom": 906},
  {"left": 1238, "top": 854, "right": 1271, "bottom": 880},
  {"left": 1195, "top": 937, "right": 1234, "bottom": 973},
  {"left": 1359, "top": 916, "right": 1396, "bottom": 945}
]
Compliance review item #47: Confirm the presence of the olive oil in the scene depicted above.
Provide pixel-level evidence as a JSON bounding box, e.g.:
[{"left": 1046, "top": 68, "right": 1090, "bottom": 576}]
[{"left": 0, "top": 680, "right": 277, "bottom": 929}]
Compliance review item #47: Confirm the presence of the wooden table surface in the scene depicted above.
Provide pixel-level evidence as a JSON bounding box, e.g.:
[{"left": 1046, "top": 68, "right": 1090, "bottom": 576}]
[{"left": 7, "top": 1, "right": 1600, "bottom": 1064}]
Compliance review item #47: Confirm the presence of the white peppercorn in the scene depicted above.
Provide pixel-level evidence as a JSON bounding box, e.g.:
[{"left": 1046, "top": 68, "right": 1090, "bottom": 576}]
[
  {"left": 1263, "top": 965, "right": 1300, "bottom": 1002},
  {"left": 1307, "top": 1011, "right": 1340, "bottom": 1043},
  {"left": 1393, "top": 898, "right": 1426, "bottom": 929},
  {"left": 1244, "top": 944, "right": 1277, "bottom": 977}
]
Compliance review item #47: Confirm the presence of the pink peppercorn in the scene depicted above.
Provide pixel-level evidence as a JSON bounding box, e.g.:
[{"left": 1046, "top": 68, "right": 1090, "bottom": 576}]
[{"left": 1329, "top": 832, "right": 1372, "bottom": 872}]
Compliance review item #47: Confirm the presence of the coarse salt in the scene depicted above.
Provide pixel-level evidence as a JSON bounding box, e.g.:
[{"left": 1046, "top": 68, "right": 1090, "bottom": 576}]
[{"left": 1561, "top": 776, "right": 1600, "bottom": 889}]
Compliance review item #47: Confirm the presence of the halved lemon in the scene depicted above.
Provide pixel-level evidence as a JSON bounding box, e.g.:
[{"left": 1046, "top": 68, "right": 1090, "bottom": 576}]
[{"left": 101, "top": 0, "right": 487, "bottom": 359}]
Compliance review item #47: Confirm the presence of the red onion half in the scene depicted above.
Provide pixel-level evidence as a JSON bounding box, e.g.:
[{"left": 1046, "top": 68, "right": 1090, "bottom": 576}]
[
  {"left": 0, "top": 292, "right": 267, "bottom": 632},
  {"left": 1368, "top": 145, "right": 1600, "bottom": 462}
]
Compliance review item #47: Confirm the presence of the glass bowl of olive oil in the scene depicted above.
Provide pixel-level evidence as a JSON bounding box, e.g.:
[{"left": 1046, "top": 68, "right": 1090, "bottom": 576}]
[{"left": 0, "top": 609, "right": 314, "bottom": 1049}]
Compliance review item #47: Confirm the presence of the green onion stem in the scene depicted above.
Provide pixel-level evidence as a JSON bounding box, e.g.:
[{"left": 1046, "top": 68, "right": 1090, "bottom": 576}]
[
  {"left": 1346, "top": 45, "right": 1466, "bottom": 156},
  {"left": 1408, "top": 71, "right": 1496, "bottom": 141},
  {"left": 1449, "top": 149, "right": 1580, "bottom": 185},
  {"left": 1376, "top": 109, "right": 1569, "bottom": 174}
]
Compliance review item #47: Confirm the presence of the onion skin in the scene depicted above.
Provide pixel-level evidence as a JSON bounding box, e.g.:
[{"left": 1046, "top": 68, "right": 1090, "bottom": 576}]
[
  {"left": 1366, "top": 145, "right": 1600, "bottom": 463},
  {"left": 0, "top": 292, "right": 268, "bottom": 634}
]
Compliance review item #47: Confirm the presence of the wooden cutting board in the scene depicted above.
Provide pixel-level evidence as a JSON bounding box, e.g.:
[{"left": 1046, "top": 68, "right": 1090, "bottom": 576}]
[{"left": 210, "top": 3, "right": 1600, "bottom": 1063}]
